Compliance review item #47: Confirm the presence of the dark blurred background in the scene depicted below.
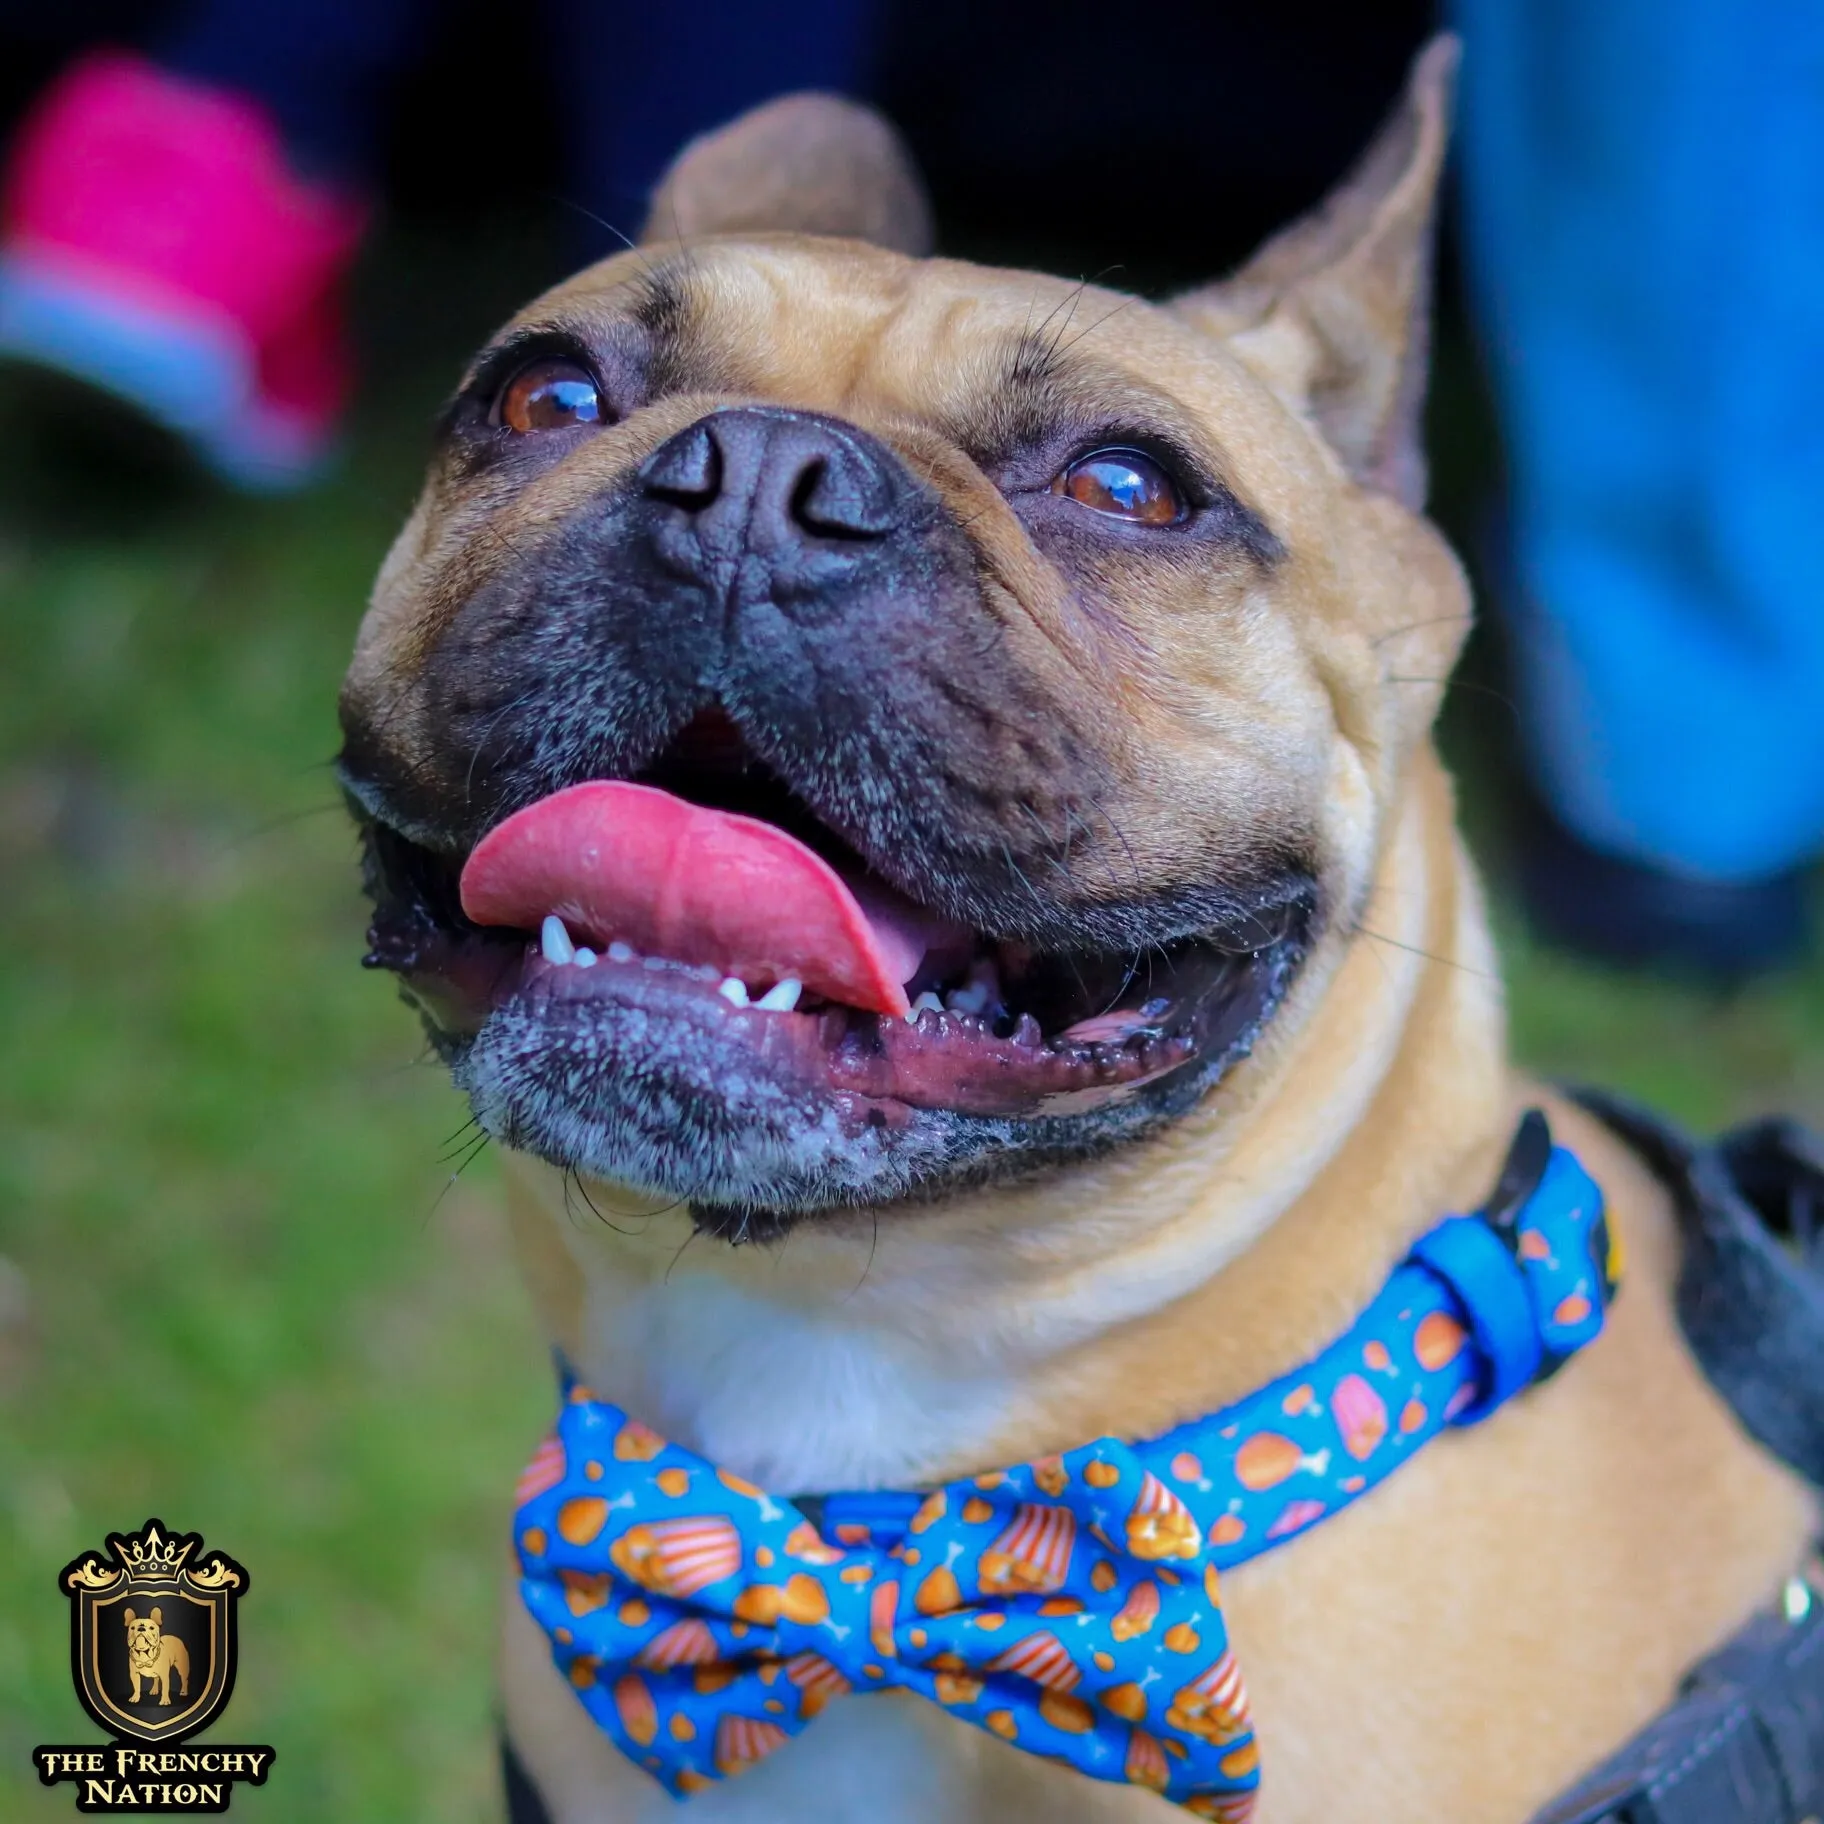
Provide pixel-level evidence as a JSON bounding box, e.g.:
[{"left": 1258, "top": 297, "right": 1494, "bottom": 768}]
[{"left": 0, "top": 0, "right": 1440, "bottom": 271}]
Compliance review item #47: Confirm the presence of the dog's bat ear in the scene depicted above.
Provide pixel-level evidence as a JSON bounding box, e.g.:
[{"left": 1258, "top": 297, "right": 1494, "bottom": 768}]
[
  {"left": 1171, "top": 34, "right": 1457, "bottom": 511},
  {"left": 124, "top": 1608, "right": 136, "bottom": 1624},
  {"left": 150, "top": 1606, "right": 162, "bottom": 1625},
  {"left": 640, "top": 93, "right": 934, "bottom": 256}
]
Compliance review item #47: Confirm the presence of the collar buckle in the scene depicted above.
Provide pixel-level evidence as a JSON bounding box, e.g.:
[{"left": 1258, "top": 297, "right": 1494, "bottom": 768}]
[{"left": 1408, "top": 1108, "right": 1603, "bottom": 1424}]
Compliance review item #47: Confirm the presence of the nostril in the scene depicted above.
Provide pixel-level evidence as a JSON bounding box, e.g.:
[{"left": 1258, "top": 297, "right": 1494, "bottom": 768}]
[
  {"left": 640, "top": 424, "right": 721, "bottom": 509},
  {"left": 790, "top": 451, "right": 896, "bottom": 540},
  {"left": 788, "top": 458, "right": 833, "bottom": 532}
]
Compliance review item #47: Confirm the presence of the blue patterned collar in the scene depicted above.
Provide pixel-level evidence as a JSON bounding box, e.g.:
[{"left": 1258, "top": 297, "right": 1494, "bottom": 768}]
[{"left": 512, "top": 1110, "right": 1618, "bottom": 1814}]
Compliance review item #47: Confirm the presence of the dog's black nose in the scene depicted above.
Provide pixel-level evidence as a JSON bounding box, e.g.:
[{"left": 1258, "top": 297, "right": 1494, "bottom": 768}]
[{"left": 638, "top": 408, "right": 908, "bottom": 587}]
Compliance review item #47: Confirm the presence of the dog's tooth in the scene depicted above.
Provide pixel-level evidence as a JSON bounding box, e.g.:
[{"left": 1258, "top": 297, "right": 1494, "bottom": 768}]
[
  {"left": 692, "top": 962, "right": 721, "bottom": 982},
  {"left": 573, "top": 947, "right": 597, "bottom": 968},
  {"left": 904, "top": 990, "right": 945, "bottom": 1025},
  {"left": 1012, "top": 1012, "right": 1043, "bottom": 1049},
  {"left": 946, "top": 981, "right": 989, "bottom": 1014},
  {"left": 717, "top": 977, "right": 751, "bottom": 1008},
  {"left": 607, "top": 940, "right": 636, "bottom": 964},
  {"left": 755, "top": 977, "right": 803, "bottom": 1013},
  {"left": 540, "top": 914, "right": 576, "bottom": 965}
]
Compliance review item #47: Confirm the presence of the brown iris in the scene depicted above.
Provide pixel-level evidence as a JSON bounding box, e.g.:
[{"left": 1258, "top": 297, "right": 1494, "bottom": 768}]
[
  {"left": 498, "top": 359, "right": 603, "bottom": 434},
  {"left": 1053, "top": 448, "right": 1185, "bottom": 525}
]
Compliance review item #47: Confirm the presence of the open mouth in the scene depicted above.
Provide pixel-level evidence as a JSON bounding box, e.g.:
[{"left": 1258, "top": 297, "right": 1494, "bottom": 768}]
[{"left": 357, "top": 713, "right": 1312, "bottom": 1210}]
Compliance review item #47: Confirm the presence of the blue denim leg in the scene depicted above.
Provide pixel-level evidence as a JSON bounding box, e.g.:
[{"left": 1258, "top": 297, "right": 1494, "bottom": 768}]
[{"left": 1454, "top": 0, "right": 1824, "bottom": 881}]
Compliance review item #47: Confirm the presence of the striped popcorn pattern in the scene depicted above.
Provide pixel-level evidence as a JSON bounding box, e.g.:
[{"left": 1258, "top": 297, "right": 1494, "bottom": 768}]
[
  {"left": 609, "top": 1516, "right": 743, "bottom": 1600},
  {"left": 515, "top": 1131, "right": 1613, "bottom": 1814},
  {"left": 785, "top": 1652, "right": 851, "bottom": 1719},
  {"left": 515, "top": 1435, "right": 566, "bottom": 1505},
  {"left": 1166, "top": 1651, "right": 1252, "bottom": 1745},
  {"left": 979, "top": 1502, "right": 1077, "bottom": 1594},
  {"left": 635, "top": 1618, "right": 720, "bottom": 1670},
  {"left": 1126, "top": 1471, "right": 1202, "bottom": 1561},
  {"left": 986, "top": 1629, "right": 1083, "bottom": 1692},
  {"left": 714, "top": 1713, "right": 790, "bottom": 1775}
]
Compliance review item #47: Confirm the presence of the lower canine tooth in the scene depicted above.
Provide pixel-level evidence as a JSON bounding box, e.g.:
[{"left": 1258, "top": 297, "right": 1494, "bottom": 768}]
[
  {"left": 540, "top": 914, "right": 576, "bottom": 965},
  {"left": 717, "top": 977, "right": 751, "bottom": 1008},
  {"left": 755, "top": 978, "right": 803, "bottom": 1012}
]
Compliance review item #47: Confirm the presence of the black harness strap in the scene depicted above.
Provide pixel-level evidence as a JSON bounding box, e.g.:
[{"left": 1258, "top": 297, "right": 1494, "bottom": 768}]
[
  {"left": 503, "top": 1738, "right": 554, "bottom": 1824},
  {"left": 1529, "top": 1095, "right": 1824, "bottom": 1824},
  {"left": 1575, "top": 1091, "right": 1824, "bottom": 1488}
]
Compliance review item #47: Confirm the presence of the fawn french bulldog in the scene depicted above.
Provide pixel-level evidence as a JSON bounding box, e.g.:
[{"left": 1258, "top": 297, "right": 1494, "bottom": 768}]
[{"left": 339, "top": 40, "right": 1813, "bottom": 1823}]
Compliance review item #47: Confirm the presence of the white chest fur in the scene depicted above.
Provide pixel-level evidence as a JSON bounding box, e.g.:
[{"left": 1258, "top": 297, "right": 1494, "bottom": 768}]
[{"left": 570, "top": 1266, "right": 1017, "bottom": 1494}]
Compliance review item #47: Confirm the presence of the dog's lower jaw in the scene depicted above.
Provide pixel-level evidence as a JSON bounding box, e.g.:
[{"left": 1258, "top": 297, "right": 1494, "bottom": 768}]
[{"left": 443, "top": 887, "right": 1313, "bottom": 1233}]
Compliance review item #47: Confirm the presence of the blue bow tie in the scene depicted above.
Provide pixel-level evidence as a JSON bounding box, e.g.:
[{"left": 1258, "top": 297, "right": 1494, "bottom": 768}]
[{"left": 514, "top": 1114, "right": 1615, "bottom": 1813}]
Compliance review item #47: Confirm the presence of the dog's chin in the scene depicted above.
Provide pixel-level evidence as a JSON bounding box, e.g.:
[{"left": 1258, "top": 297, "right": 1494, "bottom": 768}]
[
  {"left": 466, "top": 938, "right": 1303, "bottom": 1235},
  {"left": 363, "top": 838, "right": 1313, "bottom": 1238}
]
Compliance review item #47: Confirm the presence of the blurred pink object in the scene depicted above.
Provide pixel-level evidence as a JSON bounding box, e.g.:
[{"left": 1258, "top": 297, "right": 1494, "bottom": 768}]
[{"left": 0, "top": 50, "right": 368, "bottom": 489}]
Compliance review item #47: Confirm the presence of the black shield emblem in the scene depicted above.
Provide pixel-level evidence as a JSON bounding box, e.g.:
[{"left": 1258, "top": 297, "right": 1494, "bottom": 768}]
[{"left": 60, "top": 1519, "right": 247, "bottom": 1745}]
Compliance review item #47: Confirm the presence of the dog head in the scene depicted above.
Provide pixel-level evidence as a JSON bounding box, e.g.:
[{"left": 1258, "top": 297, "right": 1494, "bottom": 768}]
[
  {"left": 341, "top": 46, "right": 1469, "bottom": 1235},
  {"left": 123, "top": 1607, "right": 163, "bottom": 1656}
]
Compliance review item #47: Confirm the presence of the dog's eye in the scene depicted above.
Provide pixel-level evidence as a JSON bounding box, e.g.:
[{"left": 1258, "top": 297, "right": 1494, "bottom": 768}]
[
  {"left": 1052, "top": 448, "right": 1186, "bottom": 526},
  {"left": 497, "top": 359, "right": 603, "bottom": 435}
]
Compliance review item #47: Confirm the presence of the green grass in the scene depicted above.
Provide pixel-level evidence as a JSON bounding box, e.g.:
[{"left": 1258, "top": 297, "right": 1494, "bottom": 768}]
[
  {"left": 0, "top": 242, "right": 555, "bottom": 1820},
  {"left": 0, "top": 256, "right": 1820, "bottom": 1821}
]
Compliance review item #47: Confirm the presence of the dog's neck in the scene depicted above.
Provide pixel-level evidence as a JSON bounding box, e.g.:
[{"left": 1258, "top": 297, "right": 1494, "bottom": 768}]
[{"left": 503, "top": 745, "right": 1514, "bottom": 1495}]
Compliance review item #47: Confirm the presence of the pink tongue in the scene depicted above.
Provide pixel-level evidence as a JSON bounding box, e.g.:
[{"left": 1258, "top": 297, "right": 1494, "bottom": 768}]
[{"left": 459, "top": 780, "right": 959, "bottom": 1017}]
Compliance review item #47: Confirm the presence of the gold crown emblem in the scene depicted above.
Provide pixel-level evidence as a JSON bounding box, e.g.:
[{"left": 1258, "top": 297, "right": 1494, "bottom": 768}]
[
  {"left": 64, "top": 1517, "right": 245, "bottom": 1596},
  {"left": 118, "top": 1524, "right": 196, "bottom": 1580}
]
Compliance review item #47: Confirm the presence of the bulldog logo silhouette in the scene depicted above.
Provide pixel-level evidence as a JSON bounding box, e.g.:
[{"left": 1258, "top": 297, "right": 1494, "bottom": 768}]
[{"left": 123, "top": 1607, "right": 190, "bottom": 1709}]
